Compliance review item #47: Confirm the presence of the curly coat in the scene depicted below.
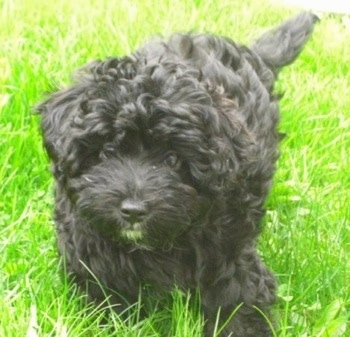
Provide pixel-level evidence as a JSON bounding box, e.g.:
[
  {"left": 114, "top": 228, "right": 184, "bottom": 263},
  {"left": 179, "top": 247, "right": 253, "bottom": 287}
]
[{"left": 37, "top": 13, "right": 317, "bottom": 336}]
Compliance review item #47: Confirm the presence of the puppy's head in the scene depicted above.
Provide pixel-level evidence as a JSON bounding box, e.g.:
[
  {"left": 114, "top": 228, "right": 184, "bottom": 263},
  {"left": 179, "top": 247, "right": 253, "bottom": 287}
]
[{"left": 37, "top": 56, "right": 253, "bottom": 247}]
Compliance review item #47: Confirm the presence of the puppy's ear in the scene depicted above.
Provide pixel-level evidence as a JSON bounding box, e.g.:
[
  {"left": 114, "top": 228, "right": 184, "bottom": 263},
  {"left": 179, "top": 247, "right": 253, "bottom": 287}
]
[
  {"left": 35, "top": 61, "right": 103, "bottom": 178},
  {"left": 36, "top": 58, "right": 136, "bottom": 178},
  {"left": 36, "top": 85, "right": 85, "bottom": 163}
]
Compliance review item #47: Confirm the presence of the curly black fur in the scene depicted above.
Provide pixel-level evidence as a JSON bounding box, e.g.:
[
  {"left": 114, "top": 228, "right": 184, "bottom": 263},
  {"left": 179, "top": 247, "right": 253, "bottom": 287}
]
[{"left": 37, "top": 12, "right": 318, "bottom": 336}]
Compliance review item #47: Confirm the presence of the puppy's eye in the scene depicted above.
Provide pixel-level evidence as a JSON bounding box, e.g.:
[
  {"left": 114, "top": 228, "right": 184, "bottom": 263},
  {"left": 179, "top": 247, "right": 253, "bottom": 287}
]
[
  {"left": 100, "top": 144, "right": 116, "bottom": 160},
  {"left": 164, "top": 153, "right": 181, "bottom": 169}
]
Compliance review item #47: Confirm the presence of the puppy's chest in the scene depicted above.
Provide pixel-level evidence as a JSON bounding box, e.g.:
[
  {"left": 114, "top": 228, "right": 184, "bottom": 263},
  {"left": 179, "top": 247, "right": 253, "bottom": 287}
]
[{"left": 124, "top": 248, "right": 198, "bottom": 290}]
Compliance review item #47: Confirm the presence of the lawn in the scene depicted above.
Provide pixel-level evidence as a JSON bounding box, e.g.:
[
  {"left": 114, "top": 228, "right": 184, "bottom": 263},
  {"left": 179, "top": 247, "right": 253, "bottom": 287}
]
[{"left": 0, "top": 0, "right": 349, "bottom": 336}]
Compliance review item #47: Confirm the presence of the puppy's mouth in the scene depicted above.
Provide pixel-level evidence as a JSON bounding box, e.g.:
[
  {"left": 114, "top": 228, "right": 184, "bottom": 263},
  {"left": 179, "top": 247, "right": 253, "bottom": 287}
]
[{"left": 120, "top": 222, "right": 144, "bottom": 242}]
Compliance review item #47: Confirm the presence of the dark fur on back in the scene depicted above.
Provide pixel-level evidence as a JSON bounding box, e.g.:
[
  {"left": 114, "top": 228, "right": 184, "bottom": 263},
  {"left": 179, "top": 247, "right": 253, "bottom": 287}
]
[{"left": 37, "top": 13, "right": 318, "bottom": 336}]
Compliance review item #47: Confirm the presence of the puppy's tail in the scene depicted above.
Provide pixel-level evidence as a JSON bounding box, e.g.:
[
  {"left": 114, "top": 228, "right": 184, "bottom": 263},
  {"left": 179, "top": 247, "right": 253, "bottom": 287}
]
[{"left": 252, "top": 12, "right": 319, "bottom": 70}]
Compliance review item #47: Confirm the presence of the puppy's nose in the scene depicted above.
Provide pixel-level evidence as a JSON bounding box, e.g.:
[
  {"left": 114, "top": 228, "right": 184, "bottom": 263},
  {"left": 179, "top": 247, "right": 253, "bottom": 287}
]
[{"left": 120, "top": 199, "right": 147, "bottom": 224}]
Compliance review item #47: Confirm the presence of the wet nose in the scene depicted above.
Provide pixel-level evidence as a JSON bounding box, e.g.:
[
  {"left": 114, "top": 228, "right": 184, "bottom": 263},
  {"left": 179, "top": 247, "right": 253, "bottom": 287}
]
[{"left": 120, "top": 199, "right": 147, "bottom": 224}]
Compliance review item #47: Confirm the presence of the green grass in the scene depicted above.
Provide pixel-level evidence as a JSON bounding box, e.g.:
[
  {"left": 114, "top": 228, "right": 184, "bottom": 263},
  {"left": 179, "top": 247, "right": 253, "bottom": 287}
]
[{"left": 1, "top": 0, "right": 349, "bottom": 336}]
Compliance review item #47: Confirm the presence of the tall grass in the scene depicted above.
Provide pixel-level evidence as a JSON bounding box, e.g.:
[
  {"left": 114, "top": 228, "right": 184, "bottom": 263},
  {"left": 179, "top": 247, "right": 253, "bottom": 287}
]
[{"left": 1, "top": 0, "right": 349, "bottom": 335}]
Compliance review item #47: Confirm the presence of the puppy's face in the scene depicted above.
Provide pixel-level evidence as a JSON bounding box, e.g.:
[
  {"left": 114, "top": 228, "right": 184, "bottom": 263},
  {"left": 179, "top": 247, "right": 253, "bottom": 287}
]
[
  {"left": 38, "top": 59, "right": 250, "bottom": 247},
  {"left": 69, "top": 133, "right": 202, "bottom": 245}
]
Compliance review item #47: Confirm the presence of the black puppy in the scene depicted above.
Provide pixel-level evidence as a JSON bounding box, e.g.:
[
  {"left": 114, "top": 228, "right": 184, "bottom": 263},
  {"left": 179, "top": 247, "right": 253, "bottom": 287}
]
[{"left": 37, "top": 12, "right": 317, "bottom": 336}]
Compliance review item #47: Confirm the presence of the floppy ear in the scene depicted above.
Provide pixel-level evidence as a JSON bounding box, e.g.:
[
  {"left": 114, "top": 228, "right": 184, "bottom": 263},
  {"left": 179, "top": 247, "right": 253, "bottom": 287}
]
[
  {"left": 36, "top": 86, "right": 84, "bottom": 161},
  {"left": 36, "top": 58, "right": 133, "bottom": 179},
  {"left": 36, "top": 82, "right": 89, "bottom": 180},
  {"left": 35, "top": 59, "right": 107, "bottom": 179}
]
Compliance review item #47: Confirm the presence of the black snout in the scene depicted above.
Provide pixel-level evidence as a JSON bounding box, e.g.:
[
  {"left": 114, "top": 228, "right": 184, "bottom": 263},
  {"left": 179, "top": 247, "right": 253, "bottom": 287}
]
[{"left": 120, "top": 199, "right": 147, "bottom": 224}]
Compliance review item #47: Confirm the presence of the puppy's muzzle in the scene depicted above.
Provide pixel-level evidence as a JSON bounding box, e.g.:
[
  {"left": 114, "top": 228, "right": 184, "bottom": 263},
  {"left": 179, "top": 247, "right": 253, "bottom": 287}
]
[{"left": 120, "top": 199, "right": 148, "bottom": 226}]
